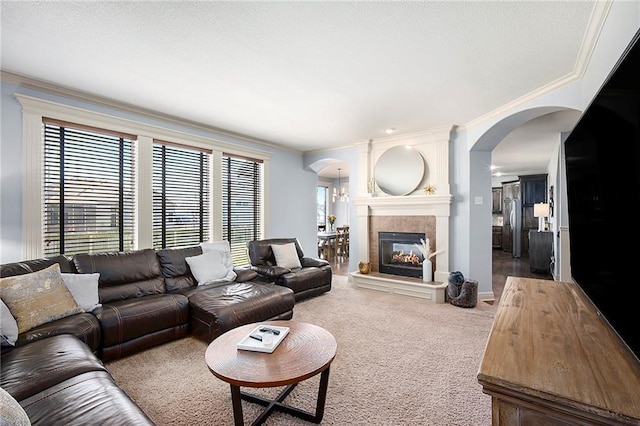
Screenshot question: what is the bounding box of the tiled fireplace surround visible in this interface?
[351,130,452,301]
[369,216,436,274]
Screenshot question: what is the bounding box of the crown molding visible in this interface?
[1,70,301,155]
[466,1,612,130]
[15,93,272,161]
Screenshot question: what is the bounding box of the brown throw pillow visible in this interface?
[0,263,83,333]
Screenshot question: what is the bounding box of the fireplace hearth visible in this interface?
[379,232,425,278]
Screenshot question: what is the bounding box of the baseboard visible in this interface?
[479,291,495,302]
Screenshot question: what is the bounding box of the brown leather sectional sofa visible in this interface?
[1,334,156,425]
[0,244,299,425]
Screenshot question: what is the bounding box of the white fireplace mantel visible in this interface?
[351,132,453,300]
[353,194,452,285]
[353,194,452,217]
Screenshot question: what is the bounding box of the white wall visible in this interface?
[0,82,24,262]
[265,148,319,257]
[469,150,493,295]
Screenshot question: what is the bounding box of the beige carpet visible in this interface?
[106,275,497,425]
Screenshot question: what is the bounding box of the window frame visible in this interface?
[317,185,328,227]
[18,94,270,260]
[222,153,264,265]
[42,119,136,255]
[152,140,213,250]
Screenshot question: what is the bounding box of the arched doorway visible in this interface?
[471,107,581,301]
[309,158,351,276]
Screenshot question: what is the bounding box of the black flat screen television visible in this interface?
[564,29,640,362]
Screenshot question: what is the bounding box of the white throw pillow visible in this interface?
[200,241,234,270]
[200,240,231,253]
[272,243,302,269]
[1,299,19,346]
[186,250,237,286]
[61,273,101,312]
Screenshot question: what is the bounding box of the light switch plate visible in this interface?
[475,196,483,205]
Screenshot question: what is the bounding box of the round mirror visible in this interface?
[374,146,425,196]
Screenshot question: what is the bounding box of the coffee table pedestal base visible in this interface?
[230,367,331,426]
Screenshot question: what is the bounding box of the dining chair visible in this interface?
[336,228,349,258]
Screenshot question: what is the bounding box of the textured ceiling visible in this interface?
[1,1,599,176]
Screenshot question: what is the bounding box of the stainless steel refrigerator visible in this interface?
[509,198,522,258]
[501,180,521,257]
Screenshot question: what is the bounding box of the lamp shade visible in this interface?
[534,202,550,232]
[533,203,550,218]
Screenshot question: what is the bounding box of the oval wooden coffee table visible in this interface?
[205,320,337,426]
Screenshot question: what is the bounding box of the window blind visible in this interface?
[153,142,211,249]
[222,154,263,265]
[42,120,135,255]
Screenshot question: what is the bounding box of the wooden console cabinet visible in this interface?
[478,277,640,425]
[528,230,552,273]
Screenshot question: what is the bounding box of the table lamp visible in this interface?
[534,203,550,232]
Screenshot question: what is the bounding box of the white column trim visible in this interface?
[262,159,269,239]
[22,110,44,260]
[136,136,154,249]
[211,151,223,240]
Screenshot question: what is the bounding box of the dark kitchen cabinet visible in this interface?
[502,226,512,252]
[520,174,547,207]
[492,226,502,249]
[492,188,502,213]
[520,174,547,253]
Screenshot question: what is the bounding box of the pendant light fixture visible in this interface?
[332,168,349,202]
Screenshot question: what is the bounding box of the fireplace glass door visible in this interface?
[379,232,425,278]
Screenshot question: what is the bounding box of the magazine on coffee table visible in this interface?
[236,324,290,353]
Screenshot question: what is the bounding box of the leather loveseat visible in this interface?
[247,238,332,301]
[0,244,298,425]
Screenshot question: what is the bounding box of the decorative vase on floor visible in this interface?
[358,261,370,274]
[422,259,432,282]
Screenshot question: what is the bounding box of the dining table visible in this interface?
[317,231,338,261]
